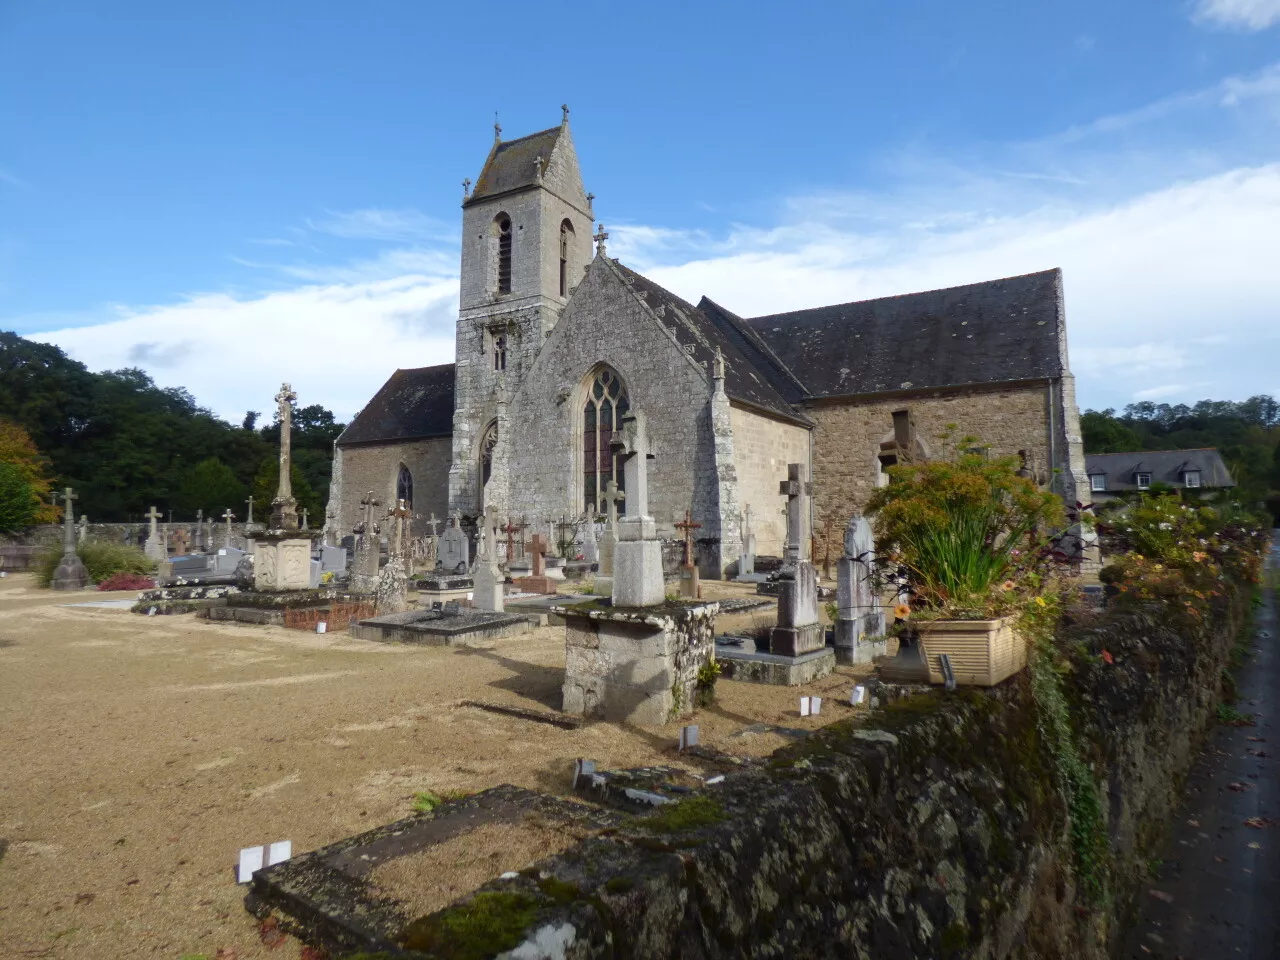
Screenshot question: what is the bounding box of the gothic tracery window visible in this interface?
[495,214,512,295]
[397,464,414,508]
[493,334,507,372]
[582,367,630,515]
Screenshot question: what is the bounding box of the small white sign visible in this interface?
[148,607,157,616]
[316,621,327,634]
[851,685,867,706]
[267,840,292,865]
[678,725,700,750]
[811,696,822,715]
[800,696,811,717]
[237,845,264,883]
[218,549,226,556]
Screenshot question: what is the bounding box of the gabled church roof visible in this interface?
[745,269,1066,400]
[337,363,456,446]
[612,263,810,424]
[468,126,564,203]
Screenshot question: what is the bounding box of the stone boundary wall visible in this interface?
[4,522,257,549]
[417,589,1249,958]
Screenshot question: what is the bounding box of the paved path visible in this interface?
[1121,536,1280,959]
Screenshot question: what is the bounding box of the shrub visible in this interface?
[36,540,156,587]
[865,440,1065,618]
[97,572,156,591]
[0,461,39,534]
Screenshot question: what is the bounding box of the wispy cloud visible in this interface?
[0,167,28,189]
[1194,0,1280,31]
[307,208,455,243]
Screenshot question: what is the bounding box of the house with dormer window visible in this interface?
[1084,448,1234,500]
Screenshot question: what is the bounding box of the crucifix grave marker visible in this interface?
[51,487,89,589]
[221,509,236,550]
[674,509,703,599]
[779,463,814,565]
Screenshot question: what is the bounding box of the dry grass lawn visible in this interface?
[0,574,873,959]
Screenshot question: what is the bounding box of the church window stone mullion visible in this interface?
[582,368,629,515]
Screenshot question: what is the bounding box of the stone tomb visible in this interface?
[245,786,621,957]
[349,605,530,646]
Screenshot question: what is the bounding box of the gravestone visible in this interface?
[769,463,824,657]
[514,533,556,595]
[436,514,469,575]
[221,509,237,550]
[170,527,191,557]
[51,487,90,590]
[582,511,599,565]
[143,506,166,562]
[77,514,88,545]
[213,545,245,574]
[834,515,887,665]
[319,545,348,574]
[611,412,663,607]
[351,492,382,594]
[373,554,409,615]
[471,508,505,612]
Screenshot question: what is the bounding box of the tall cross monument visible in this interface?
[270,383,299,530]
[51,487,89,590]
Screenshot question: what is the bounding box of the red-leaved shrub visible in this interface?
[96,572,156,591]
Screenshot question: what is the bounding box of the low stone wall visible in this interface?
[5,522,257,550]
[414,587,1250,958]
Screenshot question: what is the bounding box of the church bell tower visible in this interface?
[448,107,595,517]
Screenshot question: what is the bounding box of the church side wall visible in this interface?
[335,438,451,540]
[729,405,811,557]
[809,382,1055,525]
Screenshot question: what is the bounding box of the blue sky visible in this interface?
[2,0,1278,421]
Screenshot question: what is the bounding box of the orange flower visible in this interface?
[1000,580,1016,592]
[893,603,912,620]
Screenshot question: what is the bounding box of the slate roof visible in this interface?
[744,269,1065,400]
[337,364,456,446]
[468,126,563,203]
[613,263,809,424]
[1085,448,1235,491]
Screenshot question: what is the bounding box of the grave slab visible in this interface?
[245,785,622,957]
[715,644,836,686]
[350,608,531,646]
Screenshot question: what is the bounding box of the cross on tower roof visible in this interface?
[593,224,608,257]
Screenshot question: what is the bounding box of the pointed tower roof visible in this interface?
[465,112,590,212]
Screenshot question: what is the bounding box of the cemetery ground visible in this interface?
[0,574,871,959]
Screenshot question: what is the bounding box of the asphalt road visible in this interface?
[1120,536,1279,960]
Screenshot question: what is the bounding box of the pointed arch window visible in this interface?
[583,367,630,515]
[493,334,507,372]
[396,464,414,508]
[559,219,574,297]
[480,421,499,488]
[495,214,513,295]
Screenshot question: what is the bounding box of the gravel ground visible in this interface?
[0,574,874,959]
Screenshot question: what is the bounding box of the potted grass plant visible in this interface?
[865,438,1065,686]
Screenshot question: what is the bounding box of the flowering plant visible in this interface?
[866,439,1065,619]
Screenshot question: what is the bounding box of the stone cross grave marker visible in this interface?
[674,509,702,599]
[599,479,624,577]
[51,487,89,590]
[501,517,519,566]
[610,411,663,607]
[779,462,814,565]
[528,533,548,578]
[350,491,381,589]
[245,496,255,526]
[740,504,756,575]
[300,508,309,531]
[222,509,236,550]
[582,511,599,564]
[144,506,165,562]
[472,506,505,611]
[170,527,190,556]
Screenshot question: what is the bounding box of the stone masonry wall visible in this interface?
[498,257,722,554]
[334,438,451,540]
[810,381,1057,525]
[424,583,1250,959]
[730,404,811,557]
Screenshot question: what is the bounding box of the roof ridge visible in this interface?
[746,268,1062,323]
[1087,446,1222,456]
[495,125,561,149]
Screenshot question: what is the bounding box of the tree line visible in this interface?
[0,331,344,525]
[1082,396,1280,514]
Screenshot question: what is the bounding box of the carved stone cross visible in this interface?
[245,496,255,525]
[528,533,549,578]
[501,517,520,563]
[611,412,651,518]
[593,224,609,257]
[300,508,309,531]
[602,479,625,529]
[779,463,814,564]
[674,510,702,567]
[62,488,79,554]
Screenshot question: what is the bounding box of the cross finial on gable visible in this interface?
[561,103,570,124]
[593,224,608,257]
[494,113,502,142]
[533,155,543,182]
[462,178,471,201]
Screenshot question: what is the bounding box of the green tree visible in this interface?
[0,461,38,533]
[1080,409,1144,454]
[252,457,322,527]
[176,457,246,518]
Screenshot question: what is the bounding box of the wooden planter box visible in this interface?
[916,616,1026,687]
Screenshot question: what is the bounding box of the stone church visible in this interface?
[328,111,1087,577]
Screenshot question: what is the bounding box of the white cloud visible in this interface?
[1194,0,1280,30]
[307,208,455,243]
[32,275,459,422]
